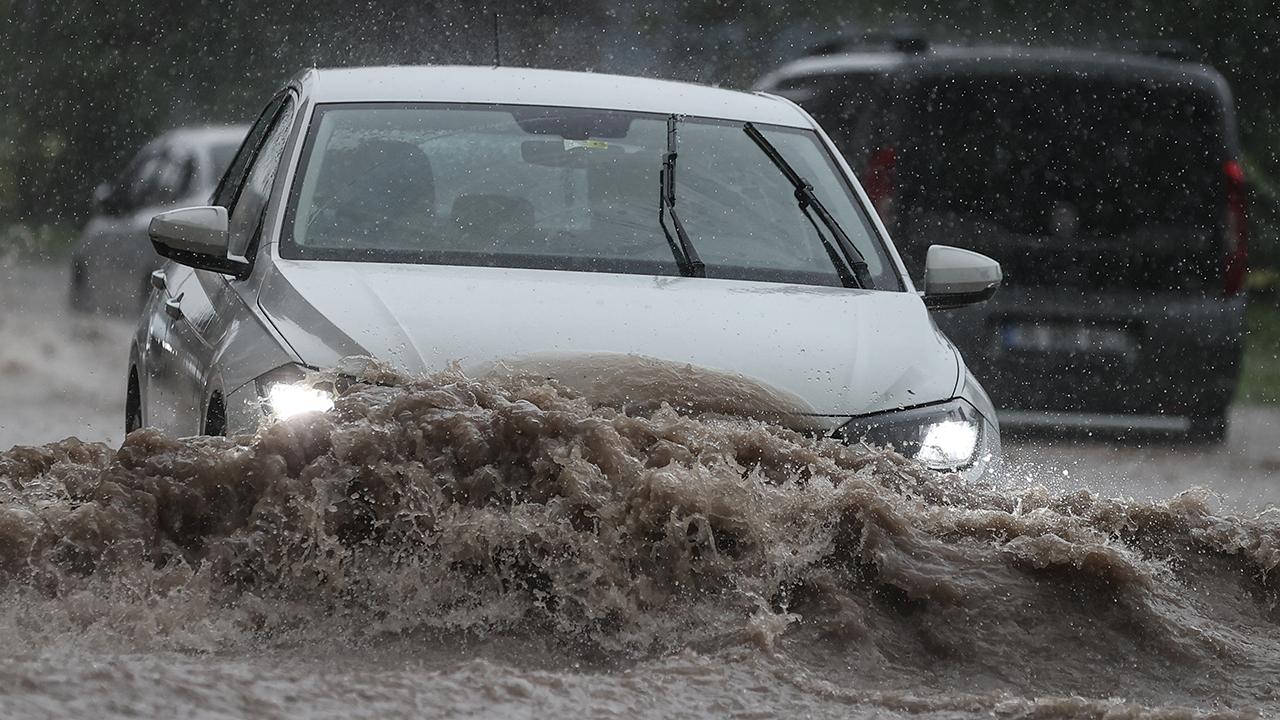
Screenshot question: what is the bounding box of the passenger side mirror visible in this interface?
[922,245,1002,310]
[149,206,249,277]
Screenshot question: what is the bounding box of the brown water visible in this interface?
[1,368,1278,718]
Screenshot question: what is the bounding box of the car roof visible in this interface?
[299,65,813,127]
[760,46,1230,98]
[162,124,251,149]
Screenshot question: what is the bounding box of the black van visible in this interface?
[758,42,1249,440]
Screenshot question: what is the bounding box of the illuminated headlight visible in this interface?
[834,398,996,474]
[916,419,979,469]
[264,382,334,419]
[254,365,335,421]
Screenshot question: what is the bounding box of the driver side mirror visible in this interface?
[922,245,1002,310]
[149,206,249,278]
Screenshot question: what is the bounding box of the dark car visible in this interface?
[758,41,1249,440]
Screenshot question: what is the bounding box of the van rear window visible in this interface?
[900,76,1223,234]
[894,75,1226,289]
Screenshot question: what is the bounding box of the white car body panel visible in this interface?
[256,259,960,423]
[306,66,813,128]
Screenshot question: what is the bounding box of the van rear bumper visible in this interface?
[998,409,1189,433]
[934,288,1247,418]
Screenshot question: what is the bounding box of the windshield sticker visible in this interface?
[564,139,609,150]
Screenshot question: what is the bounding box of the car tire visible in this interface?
[1187,412,1228,444]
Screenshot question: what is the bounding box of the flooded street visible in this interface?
[1003,414,1280,511]
[1,258,1278,718]
[6,0,1280,714]
[3,353,1280,719]
[0,261,133,449]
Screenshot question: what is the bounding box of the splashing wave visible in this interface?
[2,366,1277,717]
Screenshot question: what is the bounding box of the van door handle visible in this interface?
[164,294,184,320]
[150,270,166,291]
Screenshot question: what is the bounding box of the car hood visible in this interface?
[258,260,960,423]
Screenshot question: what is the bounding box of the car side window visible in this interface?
[114,148,150,210]
[151,151,194,205]
[212,95,287,211]
[121,148,165,212]
[226,96,298,259]
[174,152,199,201]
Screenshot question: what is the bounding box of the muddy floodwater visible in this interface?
[2,260,1280,718]
[1,367,1278,719]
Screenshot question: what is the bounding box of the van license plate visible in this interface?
[999,322,1137,355]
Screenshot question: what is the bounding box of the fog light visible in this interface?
[265,382,334,420]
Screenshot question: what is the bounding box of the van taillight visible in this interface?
[863,147,897,227]
[1223,159,1248,297]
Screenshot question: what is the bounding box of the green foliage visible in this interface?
[1245,157,1280,272]
[1239,302,1280,404]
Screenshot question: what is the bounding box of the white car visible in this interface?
[129,66,1004,477]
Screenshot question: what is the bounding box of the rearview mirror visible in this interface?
[922,245,1001,310]
[149,206,249,277]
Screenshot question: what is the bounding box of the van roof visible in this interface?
[759,46,1232,101]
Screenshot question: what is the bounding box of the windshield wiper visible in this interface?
[742,122,875,290]
[659,114,705,278]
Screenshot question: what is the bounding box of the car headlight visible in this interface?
[834,398,995,474]
[254,365,335,421]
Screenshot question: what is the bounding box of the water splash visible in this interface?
[1,366,1276,717]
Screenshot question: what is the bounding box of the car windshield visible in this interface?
[282,104,895,288]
